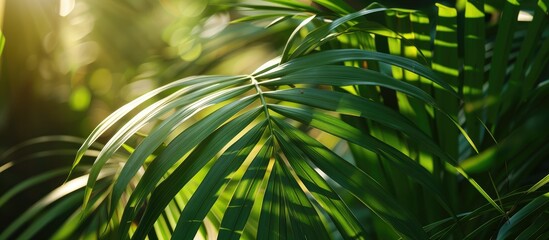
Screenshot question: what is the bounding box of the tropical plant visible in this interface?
[1,0,549,239]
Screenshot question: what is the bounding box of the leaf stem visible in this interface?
[251,75,274,135]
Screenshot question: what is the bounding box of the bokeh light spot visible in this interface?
[89,68,113,95]
[181,43,202,61]
[69,86,91,111]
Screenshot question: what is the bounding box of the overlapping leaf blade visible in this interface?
[76,76,248,212]
[171,121,267,239]
[273,118,427,239]
[61,1,549,239]
[218,139,273,239]
[497,192,549,240]
[257,49,457,96]
[116,91,258,237]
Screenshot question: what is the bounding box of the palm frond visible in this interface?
[3,0,549,239]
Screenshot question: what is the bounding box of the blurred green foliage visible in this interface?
[0,0,286,147]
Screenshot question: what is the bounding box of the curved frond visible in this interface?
[71,45,466,239]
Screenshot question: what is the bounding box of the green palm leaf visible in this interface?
[71,45,465,238]
[218,139,274,239]
[497,192,549,240]
[57,1,548,239]
[273,119,427,239]
[115,89,258,237]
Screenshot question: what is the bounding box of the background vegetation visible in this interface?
[1,0,548,239]
[1,0,283,231]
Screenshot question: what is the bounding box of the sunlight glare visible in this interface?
[517,11,533,22]
[43,174,87,205]
[59,0,75,17]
